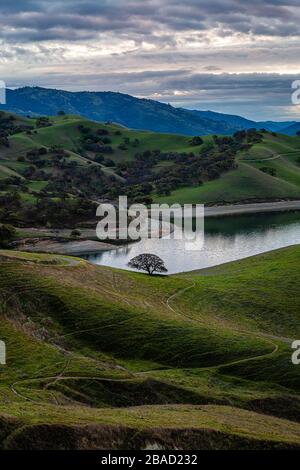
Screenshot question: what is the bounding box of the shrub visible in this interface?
[0,224,16,247]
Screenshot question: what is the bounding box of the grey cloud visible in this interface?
[0,0,300,43]
[0,1,300,121]
[203,66,222,71]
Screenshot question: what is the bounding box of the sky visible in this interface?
[0,0,300,121]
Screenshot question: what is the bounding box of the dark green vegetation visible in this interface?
[2,111,300,234]
[2,86,298,136]
[0,246,300,449]
[128,253,168,275]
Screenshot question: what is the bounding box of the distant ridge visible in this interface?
[1,86,298,136]
[279,122,300,136]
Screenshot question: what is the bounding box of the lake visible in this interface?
[82,211,300,274]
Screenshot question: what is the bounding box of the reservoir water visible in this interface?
[83,211,300,274]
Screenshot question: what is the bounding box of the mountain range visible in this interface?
[1,86,299,136]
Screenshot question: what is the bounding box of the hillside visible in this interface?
[1,111,300,233]
[0,112,218,228]
[0,246,300,449]
[156,131,300,204]
[1,87,298,136]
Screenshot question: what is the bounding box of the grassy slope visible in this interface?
[3,115,207,164]
[155,133,300,204]
[2,113,300,204]
[155,162,300,204]
[237,133,300,187]
[0,247,300,448]
[0,114,209,196]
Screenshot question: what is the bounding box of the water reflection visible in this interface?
[83,211,300,274]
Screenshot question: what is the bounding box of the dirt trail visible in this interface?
[8,273,293,403]
[165,278,292,371]
[241,150,300,163]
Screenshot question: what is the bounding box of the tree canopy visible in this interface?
[128,253,168,275]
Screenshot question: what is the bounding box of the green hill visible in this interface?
[156,132,300,204]
[0,246,300,449]
[155,162,300,204]
[0,112,213,225]
[1,112,300,232]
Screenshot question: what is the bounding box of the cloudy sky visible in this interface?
[0,0,300,120]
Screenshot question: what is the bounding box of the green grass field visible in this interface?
[0,246,300,449]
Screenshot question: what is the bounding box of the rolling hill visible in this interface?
[1,86,298,136]
[155,131,300,204]
[1,111,300,233]
[0,246,300,449]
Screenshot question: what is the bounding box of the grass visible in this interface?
[155,132,300,204]
[0,247,300,448]
[5,116,208,164]
[155,162,300,204]
[0,114,208,189]
[3,403,300,449]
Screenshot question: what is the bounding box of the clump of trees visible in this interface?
[36,117,52,128]
[191,136,203,146]
[71,229,81,238]
[78,125,114,154]
[115,139,237,197]
[233,129,263,145]
[0,112,33,147]
[0,191,97,228]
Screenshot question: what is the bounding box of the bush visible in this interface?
[70,229,81,238]
[0,224,16,247]
[95,154,104,164]
[260,167,277,177]
[103,158,115,167]
[191,136,204,146]
[36,117,52,128]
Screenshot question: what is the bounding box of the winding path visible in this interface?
[9,273,293,402]
[164,278,291,371]
[241,149,300,163]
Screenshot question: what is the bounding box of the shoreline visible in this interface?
[204,200,300,217]
[11,200,300,256]
[13,238,117,255]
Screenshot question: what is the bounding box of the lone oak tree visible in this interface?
[128,253,168,275]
